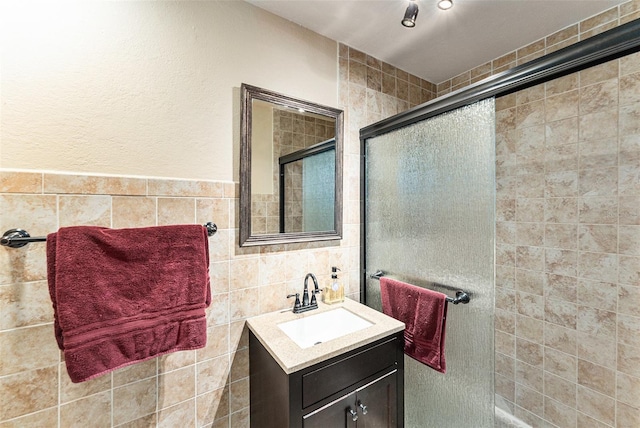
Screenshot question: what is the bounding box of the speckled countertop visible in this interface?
[246,298,405,374]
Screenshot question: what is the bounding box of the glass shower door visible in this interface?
[363,99,496,427]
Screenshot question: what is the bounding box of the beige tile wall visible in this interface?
[0,172,360,428]
[437,1,640,96]
[338,43,436,147]
[495,53,640,427]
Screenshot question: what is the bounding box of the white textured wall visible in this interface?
[0,1,337,181]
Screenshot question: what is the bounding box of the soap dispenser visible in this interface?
[323,266,344,304]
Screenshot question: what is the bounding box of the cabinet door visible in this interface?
[355,371,398,428]
[303,392,357,428]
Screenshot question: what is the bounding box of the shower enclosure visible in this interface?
[360,19,640,428]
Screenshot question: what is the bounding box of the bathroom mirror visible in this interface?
[240,83,344,246]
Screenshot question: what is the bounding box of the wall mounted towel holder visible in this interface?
[369,270,470,305]
[1,222,218,249]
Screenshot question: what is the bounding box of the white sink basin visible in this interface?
[277,308,373,349]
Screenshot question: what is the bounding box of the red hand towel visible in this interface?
[380,277,448,373]
[46,224,211,383]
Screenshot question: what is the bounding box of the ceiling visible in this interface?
[246,0,626,84]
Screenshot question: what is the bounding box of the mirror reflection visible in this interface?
[279,139,335,233]
[240,84,343,246]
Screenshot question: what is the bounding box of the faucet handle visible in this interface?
[310,291,318,306]
[287,293,301,310]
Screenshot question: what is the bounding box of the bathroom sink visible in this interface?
[277,308,373,349]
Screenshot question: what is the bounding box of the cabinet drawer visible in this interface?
[301,336,398,408]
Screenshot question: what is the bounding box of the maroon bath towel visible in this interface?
[380,277,448,373]
[46,224,211,383]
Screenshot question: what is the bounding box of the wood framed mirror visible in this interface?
[240,83,344,246]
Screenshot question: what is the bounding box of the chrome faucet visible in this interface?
[287,273,321,314]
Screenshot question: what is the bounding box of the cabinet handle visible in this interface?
[348,408,358,421]
[358,401,368,415]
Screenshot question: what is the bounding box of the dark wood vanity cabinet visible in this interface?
[303,370,398,428]
[249,332,404,428]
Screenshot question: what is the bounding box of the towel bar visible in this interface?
[369,270,470,305]
[1,222,218,249]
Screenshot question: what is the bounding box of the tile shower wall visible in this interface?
[432,2,640,427]
[0,48,429,428]
[494,54,640,427]
[437,1,640,97]
[338,43,436,133]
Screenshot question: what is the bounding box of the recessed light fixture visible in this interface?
[401,0,419,28]
[438,0,453,10]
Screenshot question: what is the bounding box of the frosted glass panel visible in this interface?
[364,99,495,427]
[302,149,335,232]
